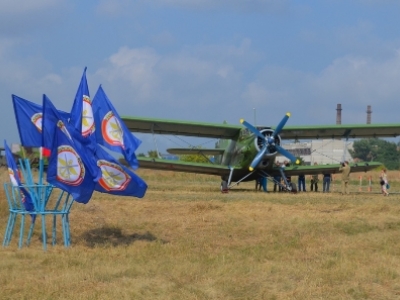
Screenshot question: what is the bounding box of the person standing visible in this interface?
[322,172,332,192]
[339,161,351,195]
[273,161,282,192]
[255,177,267,192]
[310,162,319,192]
[380,168,389,196]
[298,174,306,192]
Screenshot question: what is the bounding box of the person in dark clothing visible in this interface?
[310,162,319,192]
[298,174,306,192]
[273,175,282,192]
[255,177,267,192]
[322,173,332,192]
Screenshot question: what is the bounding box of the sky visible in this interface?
[1,0,400,154]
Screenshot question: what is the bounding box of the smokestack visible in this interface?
[366,105,372,124]
[336,104,342,125]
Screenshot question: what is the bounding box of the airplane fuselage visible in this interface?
[216,127,281,182]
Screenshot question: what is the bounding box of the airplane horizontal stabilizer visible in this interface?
[167,148,225,156]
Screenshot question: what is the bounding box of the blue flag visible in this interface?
[42,96,98,203]
[93,86,141,169]
[12,95,43,147]
[43,94,100,180]
[94,145,147,198]
[12,94,70,147]
[4,140,35,220]
[69,67,96,153]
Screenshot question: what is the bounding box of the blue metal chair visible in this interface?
[3,183,74,250]
[2,158,74,250]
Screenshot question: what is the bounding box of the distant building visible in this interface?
[278,139,353,165]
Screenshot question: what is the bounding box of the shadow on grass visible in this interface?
[80,226,168,248]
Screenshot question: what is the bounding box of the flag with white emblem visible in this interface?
[93,85,141,169]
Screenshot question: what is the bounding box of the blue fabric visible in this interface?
[4,140,35,214]
[43,94,100,181]
[68,67,97,154]
[93,85,141,169]
[12,94,70,147]
[94,145,147,198]
[42,95,98,203]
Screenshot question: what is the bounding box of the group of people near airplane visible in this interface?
[256,160,390,196]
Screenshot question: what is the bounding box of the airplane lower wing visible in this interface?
[133,158,380,182]
[135,157,233,177]
[282,161,382,176]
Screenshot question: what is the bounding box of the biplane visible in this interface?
[121,113,400,192]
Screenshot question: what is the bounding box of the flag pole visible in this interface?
[39,147,43,185]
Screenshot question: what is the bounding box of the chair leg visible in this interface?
[62,213,71,247]
[18,214,26,249]
[3,213,14,247]
[62,214,68,247]
[52,215,57,246]
[41,214,47,251]
[26,220,36,246]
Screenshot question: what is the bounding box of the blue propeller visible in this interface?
[241,113,300,171]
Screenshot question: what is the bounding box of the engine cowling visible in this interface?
[253,128,281,156]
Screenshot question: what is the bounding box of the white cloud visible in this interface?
[96,47,161,100]
[311,53,400,105]
[94,40,255,109]
[243,50,400,124]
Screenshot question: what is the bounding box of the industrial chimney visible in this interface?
[366,105,372,124]
[336,104,342,125]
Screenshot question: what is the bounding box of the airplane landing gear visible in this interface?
[221,180,228,193]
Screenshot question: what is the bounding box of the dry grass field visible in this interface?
[1,168,400,299]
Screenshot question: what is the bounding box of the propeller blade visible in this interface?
[273,112,290,138]
[240,119,265,140]
[249,146,267,171]
[275,145,300,165]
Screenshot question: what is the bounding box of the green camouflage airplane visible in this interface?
[121,113,399,192]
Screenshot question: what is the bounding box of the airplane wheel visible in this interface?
[290,182,297,194]
[221,181,228,193]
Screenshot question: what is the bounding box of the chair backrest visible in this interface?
[3,183,73,215]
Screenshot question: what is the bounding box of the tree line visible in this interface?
[349,138,400,170]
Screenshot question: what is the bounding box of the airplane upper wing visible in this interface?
[282,162,382,176]
[280,124,400,139]
[121,116,242,139]
[122,116,400,140]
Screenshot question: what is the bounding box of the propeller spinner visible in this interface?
[240,113,300,171]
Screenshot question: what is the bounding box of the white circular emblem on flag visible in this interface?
[31,113,43,132]
[57,120,72,140]
[82,95,95,137]
[56,145,85,186]
[101,111,124,148]
[97,159,131,191]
